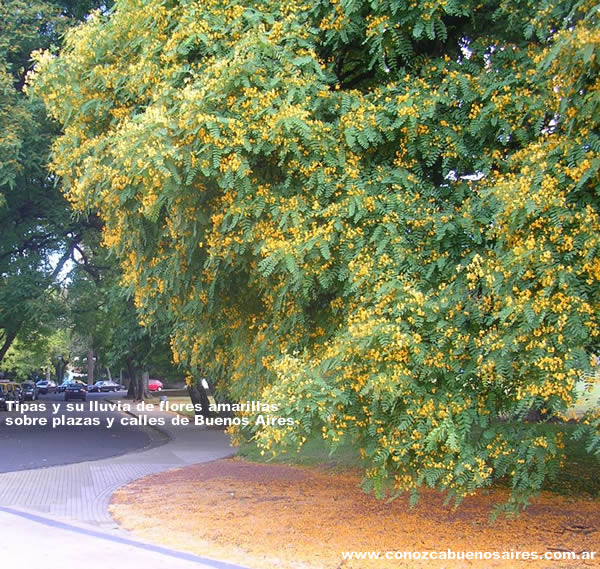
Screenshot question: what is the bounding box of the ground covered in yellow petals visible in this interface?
[109,458,599,569]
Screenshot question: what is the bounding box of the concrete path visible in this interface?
[0,404,248,568]
[0,507,245,569]
[0,407,233,527]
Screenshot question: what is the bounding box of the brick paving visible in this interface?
[0,408,235,529]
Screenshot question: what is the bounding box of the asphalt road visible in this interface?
[0,391,151,472]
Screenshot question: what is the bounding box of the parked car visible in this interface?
[64,381,87,401]
[0,382,21,410]
[148,379,164,392]
[99,380,119,392]
[21,381,39,401]
[36,380,57,394]
[87,380,118,392]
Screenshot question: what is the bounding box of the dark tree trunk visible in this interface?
[54,356,69,383]
[132,370,150,401]
[139,370,150,400]
[126,358,137,399]
[0,329,18,363]
[87,348,95,386]
[188,380,216,418]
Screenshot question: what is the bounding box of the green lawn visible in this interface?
[152,395,197,417]
[541,423,600,497]
[237,433,362,470]
[237,423,600,498]
[156,388,599,497]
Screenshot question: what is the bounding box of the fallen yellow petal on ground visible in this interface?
[109,459,599,569]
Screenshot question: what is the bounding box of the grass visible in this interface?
[237,423,600,498]
[542,423,600,497]
[153,395,197,417]
[156,389,599,497]
[237,433,362,470]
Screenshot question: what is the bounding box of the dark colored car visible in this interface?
[36,380,57,394]
[57,381,73,393]
[64,381,87,401]
[21,382,39,401]
[98,380,119,392]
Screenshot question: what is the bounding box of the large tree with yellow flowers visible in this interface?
[34,0,600,510]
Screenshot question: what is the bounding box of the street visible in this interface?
[0,391,151,472]
[0,398,241,568]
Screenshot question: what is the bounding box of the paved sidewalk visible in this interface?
[1,507,245,569]
[0,404,250,567]
[0,405,234,527]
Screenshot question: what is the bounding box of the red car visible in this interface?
[148,379,163,392]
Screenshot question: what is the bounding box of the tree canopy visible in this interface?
[33,0,600,510]
[67,234,177,391]
[0,0,112,363]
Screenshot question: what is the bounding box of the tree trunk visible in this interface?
[105,366,112,381]
[56,359,64,383]
[188,380,216,418]
[132,370,149,401]
[139,370,150,400]
[87,348,95,386]
[54,356,69,383]
[126,358,137,399]
[0,329,18,363]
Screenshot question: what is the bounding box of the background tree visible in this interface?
[67,228,178,396]
[0,0,111,364]
[33,0,600,511]
[3,326,70,380]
